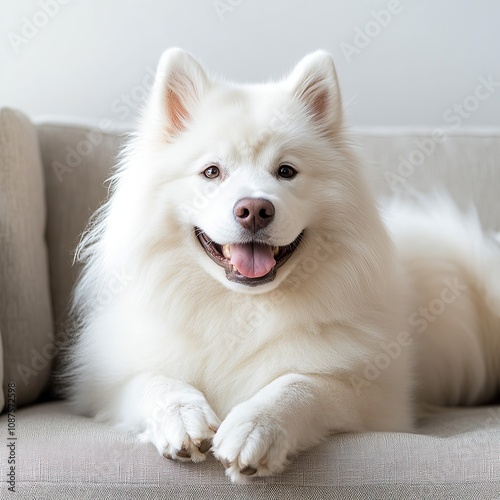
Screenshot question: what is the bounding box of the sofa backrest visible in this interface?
[38,122,125,335]
[356,130,500,231]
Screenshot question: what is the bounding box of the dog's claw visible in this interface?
[240,465,257,476]
[220,458,230,469]
[163,452,173,460]
[198,438,212,454]
[176,446,191,458]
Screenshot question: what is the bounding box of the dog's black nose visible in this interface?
[234,198,275,232]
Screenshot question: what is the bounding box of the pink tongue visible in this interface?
[230,243,276,278]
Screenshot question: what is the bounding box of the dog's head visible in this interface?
[127,49,377,296]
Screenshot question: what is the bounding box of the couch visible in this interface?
[0,108,499,499]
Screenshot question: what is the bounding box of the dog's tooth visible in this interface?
[232,265,237,272]
[222,244,231,259]
[274,246,280,256]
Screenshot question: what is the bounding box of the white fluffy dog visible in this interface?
[66,48,500,482]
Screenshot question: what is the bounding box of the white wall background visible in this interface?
[1,0,499,129]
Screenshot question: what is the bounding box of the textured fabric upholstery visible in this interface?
[355,130,500,231]
[37,123,124,333]
[0,401,498,499]
[0,109,54,409]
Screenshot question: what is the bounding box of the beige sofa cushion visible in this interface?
[0,109,54,408]
[3,401,499,498]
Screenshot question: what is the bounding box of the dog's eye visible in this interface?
[203,165,220,179]
[277,164,297,179]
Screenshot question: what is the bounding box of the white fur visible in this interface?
[65,49,500,482]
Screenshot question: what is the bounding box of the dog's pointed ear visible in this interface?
[152,48,209,137]
[288,51,342,131]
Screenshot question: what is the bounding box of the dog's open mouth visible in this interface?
[196,228,303,286]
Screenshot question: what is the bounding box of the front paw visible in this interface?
[139,390,220,463]
[212,402,296,482]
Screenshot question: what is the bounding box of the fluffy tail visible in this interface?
[384,193,500,407]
